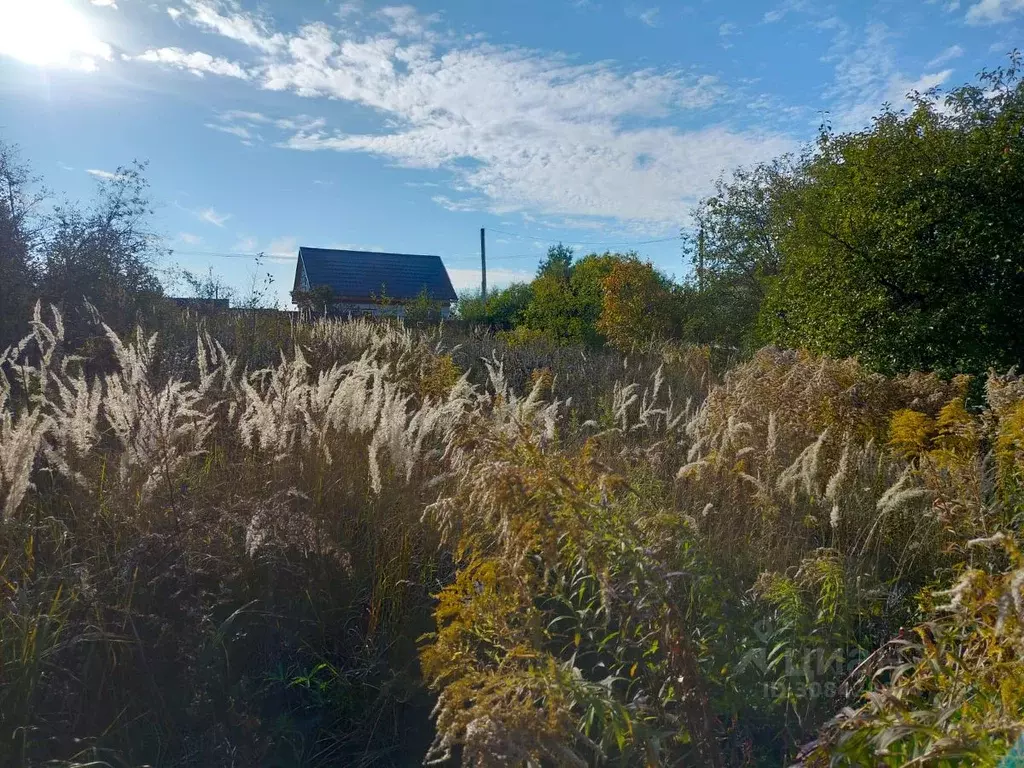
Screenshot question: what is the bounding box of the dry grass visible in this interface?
[2,306,1023,766]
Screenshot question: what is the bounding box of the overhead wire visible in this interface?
[166,249,549,263]
[166,225,682,266]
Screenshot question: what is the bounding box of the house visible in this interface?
[292,247,458,318]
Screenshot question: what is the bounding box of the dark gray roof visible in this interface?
[295,247,458,302]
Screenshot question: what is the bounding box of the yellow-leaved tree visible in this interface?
[597,257,676,348]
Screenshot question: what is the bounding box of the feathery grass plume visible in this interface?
[101,323,215,499]
[0,406,51,519]
[6,296,1024,767]
[0,305,68,518]
[808,533,1024,766]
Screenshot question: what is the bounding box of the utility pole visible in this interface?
[480,227,488,304]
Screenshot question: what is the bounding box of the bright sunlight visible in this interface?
[0,0,112,71]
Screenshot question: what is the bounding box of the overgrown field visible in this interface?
[3,306,1024,767]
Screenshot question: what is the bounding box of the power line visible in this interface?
[166,248,547,263]
[166,249,275,260]
[488,227,680,248]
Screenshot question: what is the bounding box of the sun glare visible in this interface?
[0,0,112,71]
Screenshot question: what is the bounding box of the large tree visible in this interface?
[40,161,164,334]
[597,256,676,348]
[681,157,800,350]
[0,141,44,348]
[524,252,622,346]
[762,58,1024,375]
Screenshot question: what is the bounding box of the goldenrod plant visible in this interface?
[3,304,1024,766]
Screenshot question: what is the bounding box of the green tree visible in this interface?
[597,256,676,348]
[762,56,1024,376]
[293,284,336,315]
[536,242,574,280]
[682,157,799,350]
[0,140,44,348]
[173,265,236,304]
[405,286,447,325]
[40,161,164,334]
[457,283,533,328]
[524,252,621,346]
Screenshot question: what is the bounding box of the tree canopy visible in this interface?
[761,59,1024,375]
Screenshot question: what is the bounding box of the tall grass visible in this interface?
[2,305,1023,766]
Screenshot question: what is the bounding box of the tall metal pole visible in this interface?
[480,227,488,304]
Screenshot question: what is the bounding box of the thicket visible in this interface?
[3,303,1024,766]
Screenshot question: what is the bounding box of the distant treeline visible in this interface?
[459,54,1024,378]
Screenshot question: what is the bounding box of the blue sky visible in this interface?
[0,0,1019,306]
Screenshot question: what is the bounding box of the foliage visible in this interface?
[0,141,43,351]
[5,58,1024,768]
[293,283,336,314]
[39,161,165,335]
[422,419,725,767]
[457,282,534,329]
[523,252,623,347]
[762,58,1024,375]
[681,157,799,350]
[0,140,167,353]
[807,535,1024,767]
[4,303,1024,766]
[536,242,575,280]
[405,286,449,326]
[597,256,676,348]
[172,264,237,304]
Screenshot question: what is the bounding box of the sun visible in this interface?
[0,0,112,71]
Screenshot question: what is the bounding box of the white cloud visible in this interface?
[719,22,738,36]
[129,0,795,226]
[446,267,532,292]
[966,0,1024,23]
[337,2,362,19]
[377,5,441,39]
[91,0,118,8]
[926,44,964,68]
[762,0,809,23]
[168,8,183,20]
[233,235,258,251]
[826,23,953,131]
[135,47,249,78]
[223,235,299,263]
[626,6,660,26]
[199,207,231,227]
[205,111,324,144]
[182,0,285,53]
[266,236,299,259]
[205,122,254,142]
[86,168,121,180]
[178,232,203,245]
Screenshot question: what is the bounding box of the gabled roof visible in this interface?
[294,247,458,303]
